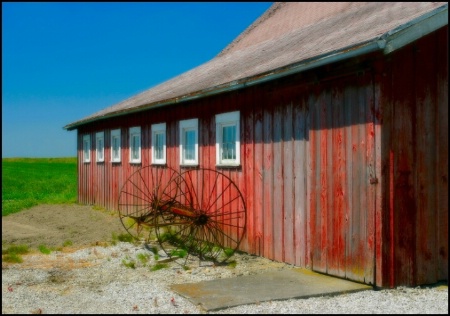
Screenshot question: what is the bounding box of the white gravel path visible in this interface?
[2,242,448,314]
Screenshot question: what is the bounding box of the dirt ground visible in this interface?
[2,204,129,250]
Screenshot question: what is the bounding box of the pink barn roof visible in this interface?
[65,2,447,130]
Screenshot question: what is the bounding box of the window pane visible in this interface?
[132,135,140,160]
[97,139,104,160]
[222,125,236,160]
[112,136,119,159]
[184,130,195,160]
[83,140,89,160]
[154,132,164,160]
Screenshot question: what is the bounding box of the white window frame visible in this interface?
[216,111,240,166]
[151,123,166,165]
[111,129,121,163]
[179,118,198,166]
[129,126,141,164]
[82,134,91,163]
[95,131,105,163]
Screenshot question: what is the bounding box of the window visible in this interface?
[216,111,240,166]
[129,126,141,164]
[151,123,166,165]
[111,129,121,163]
[82,134,91,163]
[179,118,198,166]
[95,132,105,162]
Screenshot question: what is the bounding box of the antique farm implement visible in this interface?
[118,166,246,264]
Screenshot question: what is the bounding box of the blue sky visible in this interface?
[2,2,273,158]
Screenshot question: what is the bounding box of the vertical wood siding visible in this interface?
[75,26,447,287]
[379,26,448,286]
[308,71,375,284]
[436,26,448,285]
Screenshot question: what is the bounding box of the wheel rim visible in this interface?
[118,166,179,241]
[155,168,246,264]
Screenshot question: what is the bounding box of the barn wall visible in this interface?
[75,26,447,287]
[376,25,448,287]
[77,64,375,282]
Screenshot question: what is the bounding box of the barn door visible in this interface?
[309,72,375,284]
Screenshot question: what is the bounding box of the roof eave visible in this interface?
[383,4,448,54]
[64,4,448,131]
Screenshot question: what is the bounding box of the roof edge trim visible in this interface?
[383,4,448,54]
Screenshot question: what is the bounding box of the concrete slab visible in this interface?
[171,268,373,311]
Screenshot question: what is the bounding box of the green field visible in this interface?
[2,158,78,216]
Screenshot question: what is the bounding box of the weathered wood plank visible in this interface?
[243,98,255,254]
[392,43,416,286]
[363,73,375,284]
[415,32,438,285]
[293,96,307,267]
[263,107,274,259]
[273,105,284,262]
[329,80,346,278]
[436,26,448,282]
[283,102,294,264]
[253,100,264,257]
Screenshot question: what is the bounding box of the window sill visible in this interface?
[180,163,199,168]
[216,163,241,169]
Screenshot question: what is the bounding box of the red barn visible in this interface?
[64,2,448,288]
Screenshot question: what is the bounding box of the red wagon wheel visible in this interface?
[154,168,247,264]
[118,166,179,241]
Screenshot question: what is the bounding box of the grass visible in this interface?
[136,253,150,265]
[111,232,135,245]
[227,260,237,268]
[150,262,168,271]
[38,244,52,255]
[62,240,73,247]
[122,257,136,269]
[2,244,30,263]
[170,249,187,258]
[2,157,77,216]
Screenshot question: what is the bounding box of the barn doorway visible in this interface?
[309,72,376,284]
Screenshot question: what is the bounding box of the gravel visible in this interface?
[2,242,448,314]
